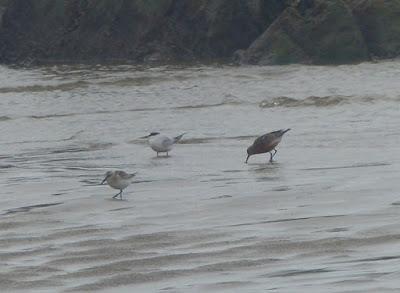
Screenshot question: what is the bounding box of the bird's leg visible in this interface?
[112,190,121,199]
[269,152,274,163]
[166,152,169,157]
[157,152,159,157]
[119,190,123,200]
[272,149,278,159]
[245,155,250,164]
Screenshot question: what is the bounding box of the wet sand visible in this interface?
[1,61,400,292]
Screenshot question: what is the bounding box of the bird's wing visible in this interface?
[117,171,136,179]
[161,136,174,148]
[269,130,283,136]
[250,132,279,153]
[251,136,263,149]
[253,133,274,147]
[173,133,186,143]
[269,129,290,137]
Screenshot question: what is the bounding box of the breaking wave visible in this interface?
[259,95,350,108]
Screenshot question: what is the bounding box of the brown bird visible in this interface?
[101,171,136,200]
[245,129,291,163]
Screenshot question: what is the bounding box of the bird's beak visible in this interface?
[140,135,149,139]
[101,176,108,185]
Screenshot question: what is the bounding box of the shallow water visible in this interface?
[1,61,400,292]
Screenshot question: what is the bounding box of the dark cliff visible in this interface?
[0,0,399,65]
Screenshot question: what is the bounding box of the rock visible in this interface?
[0,0,289,64]
[349,0,400,58]
[0,0,9,22]
[0,0,398,65]
[239,0,369,65]
[237,8,310,65]
[152,0,289,60]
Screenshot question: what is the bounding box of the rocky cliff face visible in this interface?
[349,0,400,59]
[237,0,369,65]
[0,0,399,65]
[0,0,290,64]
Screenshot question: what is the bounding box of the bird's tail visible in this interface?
[173,133,186,143]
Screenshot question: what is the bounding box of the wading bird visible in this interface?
[246,129,290,163]
[141,132,185,157]
[101,171,136,200]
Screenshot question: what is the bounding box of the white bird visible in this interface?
[101,171,136,199]
[141,132,185,157]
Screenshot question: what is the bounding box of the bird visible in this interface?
[245,129,290,163]
[101,171,136,200]
[141,132,186,157]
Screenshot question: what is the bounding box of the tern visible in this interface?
[141,132,185,156]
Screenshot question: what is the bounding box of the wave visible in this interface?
[2,202,63,215]
[28,100,245,120]
[48,142,114,154]
[0,116,12,121]
[0,81,89,93]
[175,94,245,110]
[268,268,333,278]
[301,162,390,171]
[0,164,15,169]
[259,95,350,108]
[97,76,169,87]
[176,100,244,110]
[97,74,192,87]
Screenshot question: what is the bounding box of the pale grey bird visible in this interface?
[246,129,291,163]
[101,171,136,199]
[141,132,185,156]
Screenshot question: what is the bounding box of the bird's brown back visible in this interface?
[251,133,282,154]
[115,171,136,179]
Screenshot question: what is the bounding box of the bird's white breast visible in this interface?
[149,135,173,152]
[107,175,130,190]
